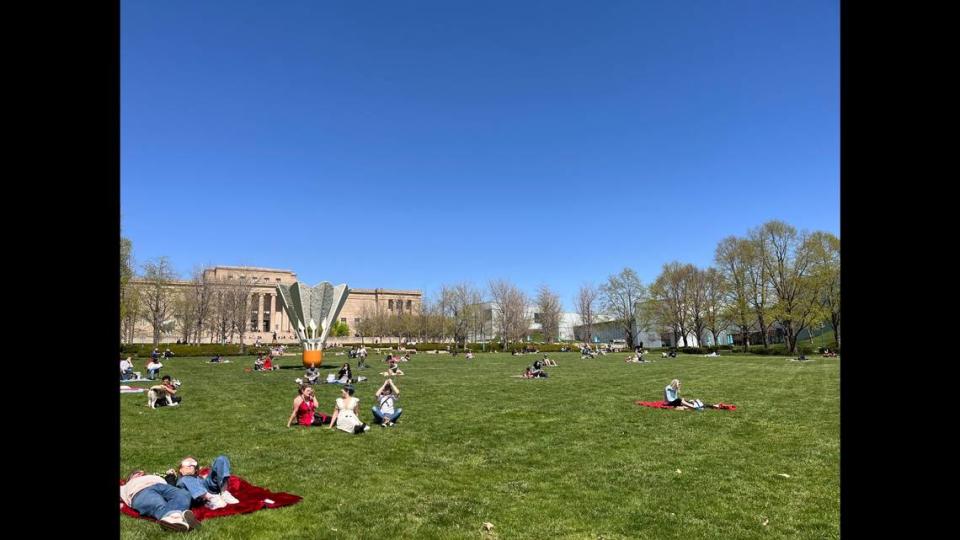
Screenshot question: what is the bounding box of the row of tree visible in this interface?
[121,219,839,353]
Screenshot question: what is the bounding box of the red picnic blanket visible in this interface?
[635,400,737,410]
[120,468,302,522]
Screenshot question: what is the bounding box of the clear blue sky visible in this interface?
[121,0,839,308]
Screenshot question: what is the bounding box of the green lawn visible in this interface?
[120,351,839,539]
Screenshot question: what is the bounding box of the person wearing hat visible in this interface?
[120,470,200,532]
[169,455,241,510]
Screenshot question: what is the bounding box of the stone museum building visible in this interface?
[126,265,421,344]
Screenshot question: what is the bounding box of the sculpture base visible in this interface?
[303,350,323,368]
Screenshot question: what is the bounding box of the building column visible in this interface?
[269,293,277,332]
[257,293,265,333]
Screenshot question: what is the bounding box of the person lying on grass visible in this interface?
[166,455,242,510]
[372,378,402,427]
[287,384,332,427]
[539,354,558,367]
[121,470,200,532]
[328,385,371,434]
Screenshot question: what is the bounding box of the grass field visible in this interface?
[120,351,839,539]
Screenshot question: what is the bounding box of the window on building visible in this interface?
[341,317,347,323]
[406,300,412,310]
[388,299,394,310]
[534,313,542,323]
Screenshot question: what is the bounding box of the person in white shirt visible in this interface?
[372,379,403,427]
[120,357,135,380]
[328,386,370,434]
[146,359,163,380]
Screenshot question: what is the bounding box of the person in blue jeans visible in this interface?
[120,470,200,531]
[169,455,242,510]
[372,379,403,427]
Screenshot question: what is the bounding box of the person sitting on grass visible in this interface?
[154,375,182,407]
[540,354,557,366]
[286,384,332,427]
[120,470,200,532]
[465,351,474,360]
[522,366,548,378]
[372,378,402,427]
[167,455,242,510]
[253,355,265,371]
[262,356,276,371]
[304,366,320,385]
[336,362,353,383]
[210,354,222,363]
[164,348,175,359]
[822,349,838,357]
[146,358,163,380]
[120,357,135,380]
[664,379,698,409]
[580,346,595,359]
[328,385,371,434]
[380,360,404,377]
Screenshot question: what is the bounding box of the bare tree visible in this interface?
[225,276,255,353]
[209,279,232,344]
[715,236,754,352]
[600,268,646,348]
[746,226,775,346]
[649,262,695,347]
[702,267,727,347]
[688,267,708,347]
[140,257,178,346]
[489,279,530,347]
[188,268,214,345]
[441,283,483,348]
[535,285,563,343]
[574,284,599,344]
[173,291,197,344]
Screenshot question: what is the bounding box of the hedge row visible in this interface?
[119,343,291,358]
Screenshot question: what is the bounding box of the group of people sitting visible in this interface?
[253,354,278,371]
[521,355,556,378]
[121,455,241,532]
[286,378,403,432]
[822,349,838,357]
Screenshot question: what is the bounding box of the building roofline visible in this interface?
[207,265,297,275]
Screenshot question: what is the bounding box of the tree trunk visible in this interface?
[831,315,841,348]
[784,321,795,353]
[757,314,769,347]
